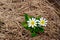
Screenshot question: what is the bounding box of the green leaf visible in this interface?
[21,22,27,27]
[31,32,37,37]
[24,13,29,21]
[21,22,29,30]
[34,27,39,33]
[29,27,34,33]
[38,27,44,33]
[25,27,29,30]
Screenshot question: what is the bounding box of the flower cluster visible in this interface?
[21,13,48,37]
[27,17,47,28]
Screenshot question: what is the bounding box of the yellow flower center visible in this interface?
[31,20,35,25]
[40,20,45,25]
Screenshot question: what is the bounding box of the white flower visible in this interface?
[38,17,48,26]
[27,18,37,28]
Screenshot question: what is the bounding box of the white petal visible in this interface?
[35,25,37,26]
[27,21,29,22]
[44,18,46,21]
[44,25,46,26]
[32,18,36,21]
[32,18,34,20]
[28,24,31,27]
[35,23,37,24]
[45,20,48,22]
[36,20,39,22]
[29,18,31,21]
[40,17,44,20]
[32,25,34,28]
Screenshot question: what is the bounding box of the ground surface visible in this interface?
[0,0,60,40]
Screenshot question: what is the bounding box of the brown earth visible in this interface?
[0,0,60,40]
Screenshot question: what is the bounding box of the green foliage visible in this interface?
[31,32,37,37]
[24,13,29,21]
[21,22,27,27]
[38,27,44,33]
[21,22,29,30]
[21,13,44,37]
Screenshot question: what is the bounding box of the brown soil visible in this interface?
[0,0,60,40]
